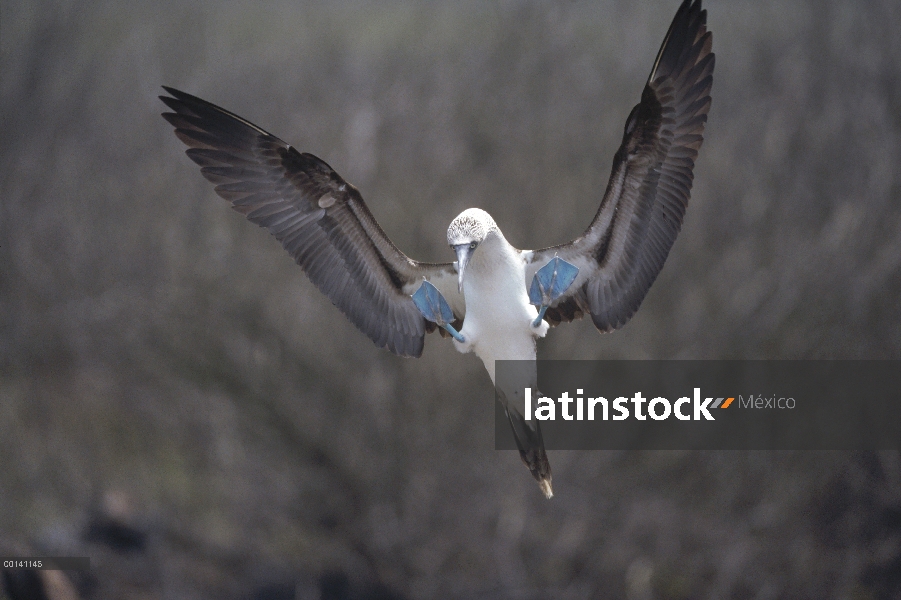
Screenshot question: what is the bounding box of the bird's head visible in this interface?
[447,208,498,292]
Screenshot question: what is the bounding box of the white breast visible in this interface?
[454,232,548,384]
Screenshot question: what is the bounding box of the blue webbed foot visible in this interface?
[412,280,465,343]
[528,257,579,327]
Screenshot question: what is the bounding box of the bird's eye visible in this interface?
[470,242,477,249]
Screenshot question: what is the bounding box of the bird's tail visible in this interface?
[504,404,553,499]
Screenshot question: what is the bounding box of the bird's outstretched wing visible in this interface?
[527,0,713,331]
[160,87,463,357]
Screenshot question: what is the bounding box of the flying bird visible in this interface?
[160,0,713,498]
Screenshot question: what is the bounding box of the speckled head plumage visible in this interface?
[447,208,498,247]
[446,208,500,293]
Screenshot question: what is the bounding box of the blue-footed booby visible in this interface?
[160,0,713,498]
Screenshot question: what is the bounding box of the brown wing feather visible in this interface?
[160,87,459,357]
[530,0,713,332]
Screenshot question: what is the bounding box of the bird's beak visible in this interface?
[453,244,474,293]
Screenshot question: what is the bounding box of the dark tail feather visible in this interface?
[505,407,553,498]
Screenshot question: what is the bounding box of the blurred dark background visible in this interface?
[2,0,900,598]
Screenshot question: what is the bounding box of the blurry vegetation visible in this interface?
[1,0,900,598]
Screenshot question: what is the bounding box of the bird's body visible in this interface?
[449,210,548,383]
[160,0,714,498]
